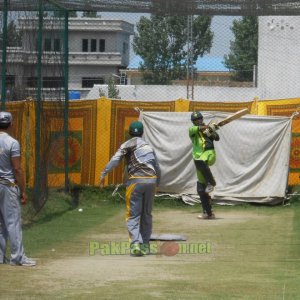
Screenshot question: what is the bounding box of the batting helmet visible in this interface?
[129,121,143,136]
[191,111,203,121]
[0,111,12,125]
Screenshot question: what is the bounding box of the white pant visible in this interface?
[0,183,25,264]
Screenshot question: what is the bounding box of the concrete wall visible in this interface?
[86,84,258,102]
[258,16,300,99]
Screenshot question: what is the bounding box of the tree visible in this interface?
[0,20,22,49]
[107,76,120,99]
[133,15,213,85]
[98,76,121,99]
[224,17,258,82]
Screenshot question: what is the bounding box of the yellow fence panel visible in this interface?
[5,97,300,188]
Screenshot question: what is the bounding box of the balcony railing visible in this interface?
[0,50,124,66]
[17,18,134,35]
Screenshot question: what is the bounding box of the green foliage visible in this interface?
[0,20,22,49]
[224,16,258,82]
[107,76,121,99]
[98,76,121,99]
[133,15,213,84]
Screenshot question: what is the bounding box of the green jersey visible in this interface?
[189,125,218,158]
[189,125,218,183]
[189,125,205,160]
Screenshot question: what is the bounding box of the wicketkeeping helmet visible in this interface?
[191,111,203,121]
[0,111,12,125]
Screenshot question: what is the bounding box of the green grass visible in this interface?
[20,186,189,257]
[21,186,125,255]
[20,186,300,258]
[0,186,299,299]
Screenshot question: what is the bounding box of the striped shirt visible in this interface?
[100,137,161,184]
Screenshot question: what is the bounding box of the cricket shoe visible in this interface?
[130,243,143,257]
[11,257,36,267]
[140,243,150,255]
[198,213,216,220]
[205,184,214,194]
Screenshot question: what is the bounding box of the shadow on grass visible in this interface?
[22,185,300,229]
[22,185,125,228]
[23,207,73,229]
[22,188,76,227]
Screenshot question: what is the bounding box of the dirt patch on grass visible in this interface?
[152,209,264,239]
[41,210,262,285]
[1,208,294,300]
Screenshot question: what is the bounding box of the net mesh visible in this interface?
[1,0,300,213]
[2,1,300,15]
[1,6,67,212]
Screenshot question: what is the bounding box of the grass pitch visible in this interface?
[0,187,299,299]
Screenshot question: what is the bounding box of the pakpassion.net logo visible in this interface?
[89,241,211,256]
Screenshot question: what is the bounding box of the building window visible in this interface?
[123,42,128,54]
[99,39,105,52]
[44,38,52,51]
[6,75,15,88]
[54,39,61,52]
[27,77,37,88]
[82,39,88,52]
[43,77,64,88]
[82,77,104,88]
[91,39,97,52]
[26,77,63,88]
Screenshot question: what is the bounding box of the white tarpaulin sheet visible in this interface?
[140,111,292,205]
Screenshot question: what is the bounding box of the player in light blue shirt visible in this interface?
[0,111,36,266]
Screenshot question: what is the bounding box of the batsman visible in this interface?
[189,111,220,220]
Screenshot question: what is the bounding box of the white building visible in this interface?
[258,16,300,100]
[3,16,300,102]
[1,17,134,100]
[88,16,300,102]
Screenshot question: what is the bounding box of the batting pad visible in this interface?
[150,234,187,241]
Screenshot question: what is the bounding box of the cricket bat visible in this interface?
[216,108,249,127]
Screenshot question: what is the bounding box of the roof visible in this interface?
[196,56,229,72]
[128,55,230,72]
[3,0,300,16]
